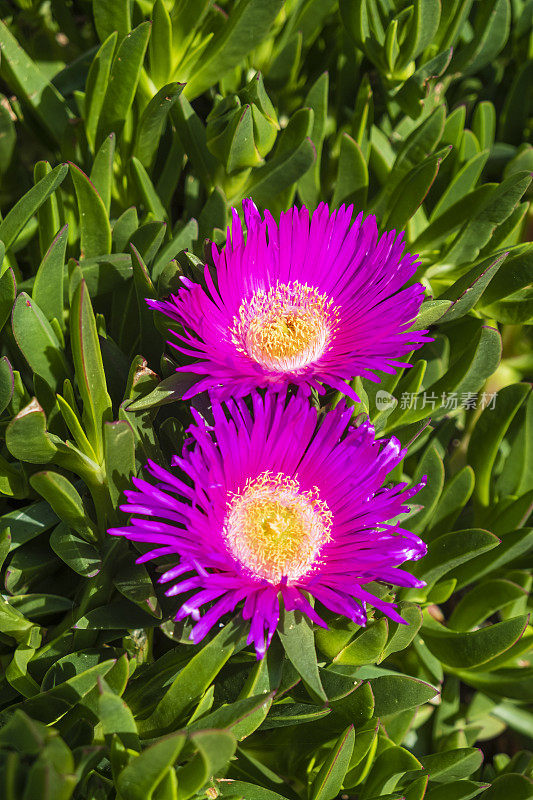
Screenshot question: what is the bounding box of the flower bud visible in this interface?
[206,95,262,172]
[206,73,279,172]
[239,72,279,157]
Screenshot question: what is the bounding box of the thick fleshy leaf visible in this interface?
[0,93,16,175]
[85,32,118,151]
[370,675,439,716]
[452,528,533,590]
[93,0,131,42]
[126,372,203,410]
[422,615,529,668]
[116,732,185,800]
[429,466,475,539]
[32,225,67,329]
[218,782,291,799]
[381,604,422,660]
[396,0,441,69]
[449,579,529,632]
[33,160,62,258]
[0,356,14,416]
[12,293,69,391]
[70,280,112,461]
[396,49,452,117]
[77,600,162,630]
[413,300,452,328]
[439,251,508,322]
[395,324,501,426]
[0,660,116,726]
[309,725,355,800]
[184,0,284,100]
[172,95,217,190]
[187,693,273,740]
[113,555,160,618]
[134,83,184,168]
[334,618,389,666]
[298,72,328,208]
[479,245,533,323]
[260,703,331,728]
[90,134,115,214]
[0,22,72,144]
[278,608,327,703]
[49,522,101,577]
[332,134,368,210]
[243,109,316,206]
[6,399,58,464]
[0,164,67,256]
[361,744,422,798]
[175,730,237,798]
[468,383,531,508]
[130,158,168,221]
[149,0,172,87]
[29,471,97,542]
[420,748,484,783]
[69,163,112,259]
[98,684,140,751]
[0,266,16,328]
[453,0,511,74]
[429,150,490,222]
[444,171,531,265]
[2,500,58,552]
[410,528,498,589]
[138,620,241,737]
[104,420,135,508]
[95,22,151,146]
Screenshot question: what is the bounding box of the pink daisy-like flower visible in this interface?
[109,391,427,659]
[148,201,430,401]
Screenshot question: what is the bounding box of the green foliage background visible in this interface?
[0,0,532,798]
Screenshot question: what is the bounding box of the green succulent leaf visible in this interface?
[12,293,69,390]
[184,0,285,100]
[422,614,529,669]
[117,732,185,800]
[134,83,185,169]
[32,225,67,330]
[332,134,369,211]
[0,164,67,258]
[49,522,101,577]
[0,22,72,144]
[138,620,241,737]
[278,608,327,703]
[468,383,531,508]
[96,22,151,147]
[69,163,112,259]
[243,109,316,206]
[420,748,484,785]
[309,725,355,800]
[370,674,439,716]
[70,280,113,461]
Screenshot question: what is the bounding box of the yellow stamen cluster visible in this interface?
[231,281,339,372]
[224,471,332,583]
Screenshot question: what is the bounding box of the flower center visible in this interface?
[231,282,339,372]
[223,471,332,583]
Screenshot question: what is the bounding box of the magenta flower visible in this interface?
[109,391,427,659]
[149,201,430,401]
